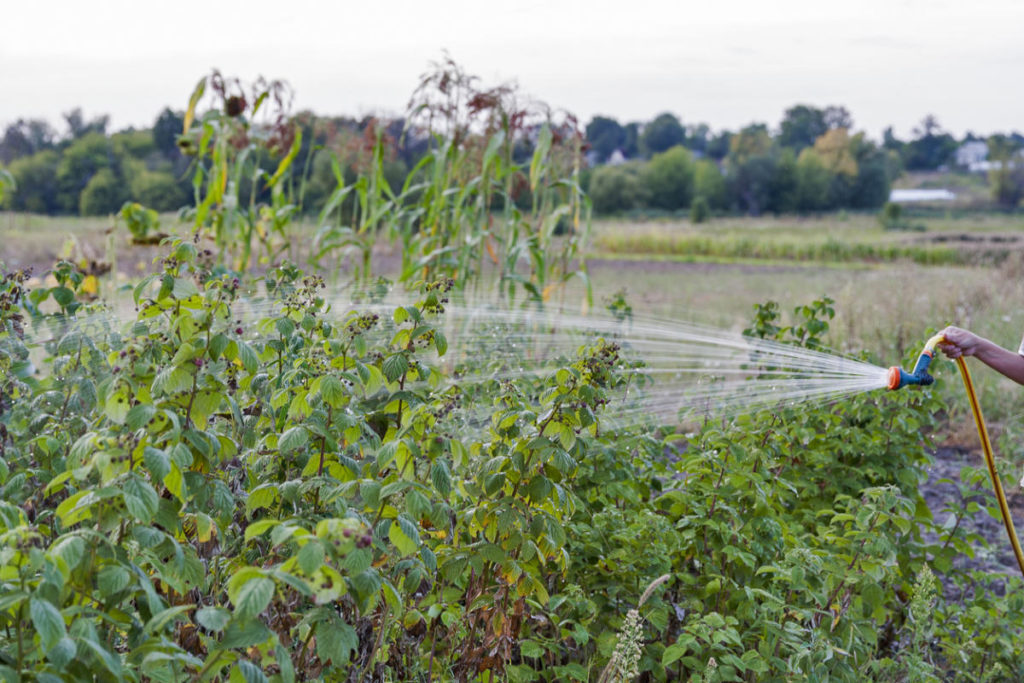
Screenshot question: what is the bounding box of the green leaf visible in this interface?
[520,639,545,659]
[209,333,229,360]
[525,476,552,503]
[247,485,279,514]
[231,576,275,621]
[237,661,269,683]
[49,535,85,570]
[433,330,448,356]
[392,517,421,557]
[382,353,408,382]
[389,521,418,557]
[78,637,124,679]
[316,621,358,666]
[220,620,272,650]
[123,475,159,523]
[144,604,193,635]
[172,277,199,300]
[153,366,193,395]
[104,390,132,425]
[430,462,451,497]
[126,404,156,431]
[196,606,231,632]
[297,541,325,575]
[663,641,690,666]
[279,426,308,453]
[237,341,260,374]
[164,464,187,503]
[47,636,76,668]
[143,447,170,481]
[244,518,280,539]
[97,566,132,596]
[30,598,65,653]
[320,375,345,409]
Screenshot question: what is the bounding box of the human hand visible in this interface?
[937,326,982,359]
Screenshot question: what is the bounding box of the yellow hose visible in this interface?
[953,355,1024,578]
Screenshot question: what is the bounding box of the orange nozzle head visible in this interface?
[887,366,901,390]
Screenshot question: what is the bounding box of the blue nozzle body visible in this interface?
[887,348,936,390]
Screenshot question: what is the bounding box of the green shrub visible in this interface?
[78,168,128,215]
[130,170,189,212]
[690,196,710,223]
[119,201,162,244]
[589,163,649,214]
[642,146,695,211]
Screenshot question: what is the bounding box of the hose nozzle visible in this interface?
[887,333,944,390]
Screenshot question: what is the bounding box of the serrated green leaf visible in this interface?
[320,375,345,409]
[30,598,65,652]
[49,535,85,570]
[196,606,231,632]
[382,353,408,382]
[297,541,325,575]
[97,565,132,596]
[231,576,275,621]
[279,426,308,453]
[47,636,76,668]
[172,277,199,300]
[123,475,159,523]
[433,330,447,356]
[104,390,131,425]
[316,620,358,666]
[237,341,260,374]
[126,404,156,431]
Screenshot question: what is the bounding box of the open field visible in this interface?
[592,211,1024,266]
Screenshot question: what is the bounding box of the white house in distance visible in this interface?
[955,141,988,171]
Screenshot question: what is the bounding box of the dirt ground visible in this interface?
[922,447,1024,600]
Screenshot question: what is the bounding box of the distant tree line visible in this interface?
[582,106,1024,215]
[2,101,1022,217]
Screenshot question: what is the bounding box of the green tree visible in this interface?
[153,108,184,159]
[988,134,1024,208]
[778,105,827,152]
[903,115,957,170]
[795,149,832,212]
[686,122,711,155]
[129,169,190,212]
[79,167,128,215]
[639,113,684,157]
[849,132,892,209]
[727,125,775,215]
[823,105,853,129]
[56,132,119,213]
[589,163,649,213]
[706,130,733,160]
[0,118,56,164]
[642,145,695,210]
[690,195,710,223]
[693,159,727,209]
[62,107,108,139]
[2,150,60,213]
[622,122,641,158]
[112,129,156,160]
[586,116,627,163]
[768,148,799,213]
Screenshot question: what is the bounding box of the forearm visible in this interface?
[971,338,1024,385]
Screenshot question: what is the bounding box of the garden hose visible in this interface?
[953,355,1024,578]
[890,334,1024,579]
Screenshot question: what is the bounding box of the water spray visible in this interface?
[888,332,1024,579]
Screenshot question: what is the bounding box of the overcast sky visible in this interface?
[2,0,1021,141]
